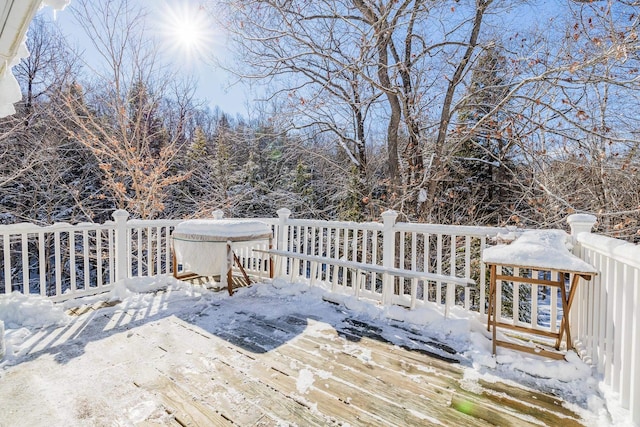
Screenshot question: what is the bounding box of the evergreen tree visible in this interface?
[446,45,516,224]
[287,159,316,216]
[188,127,209,159]
[213,121,233,196]
[337,166,364,222]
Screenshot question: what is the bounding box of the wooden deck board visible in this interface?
[134,374,234,426]
[158,313,583,426]
[171,321,392,425]
[3,293,586,426]
[157,318,346,426]
[275,324,547,426]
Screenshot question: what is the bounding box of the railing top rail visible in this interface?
[577,231,640,270]
[0,221,116,234]
[394,221,528,238]
[124,218,279,229]
[283,217,384,231]
[251,218,278,225]
[127,219,184,228]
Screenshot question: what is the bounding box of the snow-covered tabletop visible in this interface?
[172,219,272,277]
[482,229,597,274]
[173,219,272,242]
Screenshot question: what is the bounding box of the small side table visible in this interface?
[483,230,597,359]
[486,263,592,359]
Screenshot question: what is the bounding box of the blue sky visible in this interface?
[37,1,250,117]
[36,0,569,120]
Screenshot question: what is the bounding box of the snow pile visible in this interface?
[106,275,186,302]
[42,0,71,9]
[101,276,214,315]
[0,291,70,363]
[0,43,29,118]
[296,368,315,394]
[0,292,69,329]
[483,229,597,273]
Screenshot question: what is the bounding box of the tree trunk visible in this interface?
[420,0,491,221]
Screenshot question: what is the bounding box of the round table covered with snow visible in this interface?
[171,219,272,295]
[483,230,597,359]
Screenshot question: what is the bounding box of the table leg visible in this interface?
[172,244,177,279]
[490,265,497,355]
[233,252,252,286]
[488,264,496,332]
[269,241,274,279]
[226,243,233,296]
[556,274,581,349]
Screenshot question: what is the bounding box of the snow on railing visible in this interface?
[274,208,511,316]
[0,208,569,325]
[569,215,640,425]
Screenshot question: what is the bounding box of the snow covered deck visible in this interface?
[0,278,601,426]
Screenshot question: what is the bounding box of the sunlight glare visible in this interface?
[160,2,215,65]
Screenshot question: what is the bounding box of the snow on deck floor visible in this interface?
[0,277,627,426]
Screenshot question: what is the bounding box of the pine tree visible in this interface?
[290,160,316,215]
[214,125,232,195]
[337,166,364,222]
[188,127,209,160]
[447,46,515,224]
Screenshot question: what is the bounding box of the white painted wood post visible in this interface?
[222,241,232,293]
[566,213,597,368]
[212,209,224,220]
[112,209,130,282]
[277,208,292,250]
[276,208,292,277]
[567,214,597,245]
[381,210,398,306]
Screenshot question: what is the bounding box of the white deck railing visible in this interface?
[569,217,640,426]
[0,208,638,424]
[0,210,182,302]
[272,208,505,316]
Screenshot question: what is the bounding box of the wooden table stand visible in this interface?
[487,263,592,360]
[172,236,273,296]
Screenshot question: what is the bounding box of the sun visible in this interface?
[159,2,215,65]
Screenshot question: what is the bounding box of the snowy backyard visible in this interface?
[0,2,639,425]
[0,275,631,426]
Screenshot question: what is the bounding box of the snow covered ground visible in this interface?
[0,276,632,426]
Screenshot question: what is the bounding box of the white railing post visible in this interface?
[566,213,597,370]
[276,208,291,251]
[567,214,597,245]
[381,210,398,305]
[276,208,292,276]
[212,209,224,220]
[112,209,130,282]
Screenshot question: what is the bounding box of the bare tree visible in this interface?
[217,0,502,219]
[217,1,378,185]
[15,16,77,118]
[496,1,640,238]
[0,13,102,224]
[58,0,197,219]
